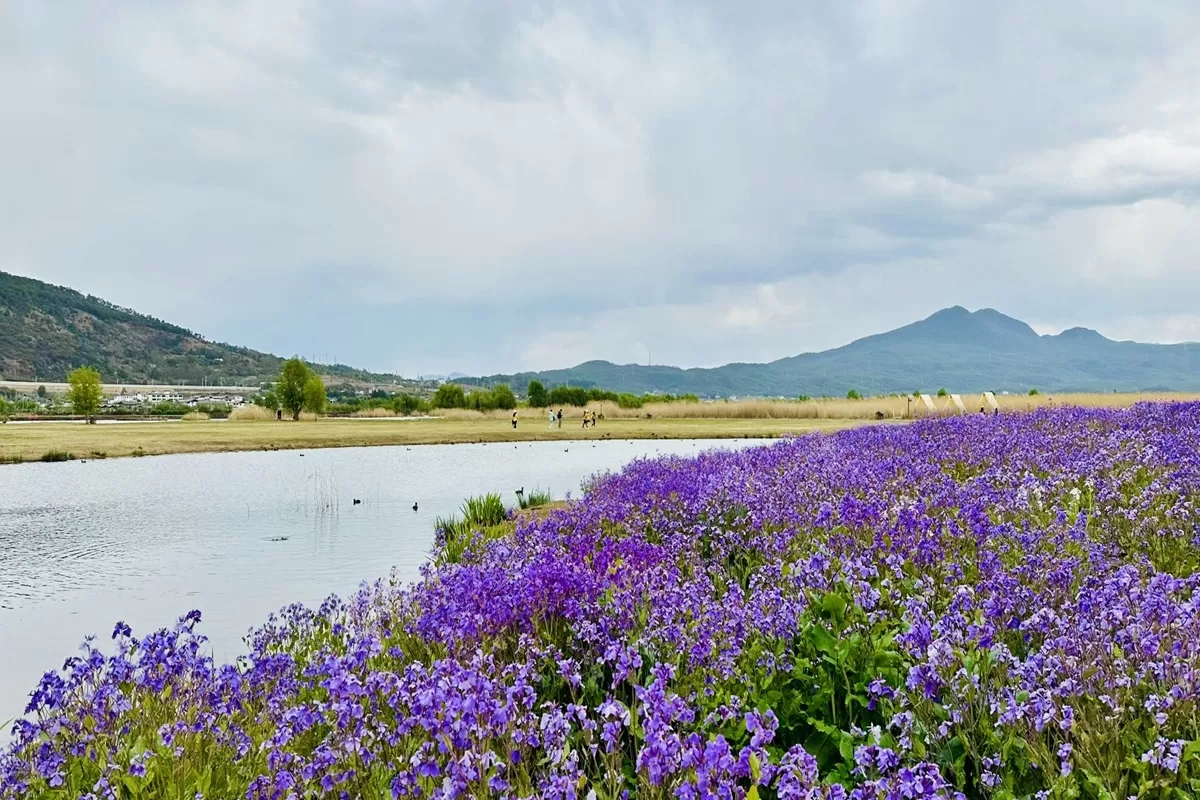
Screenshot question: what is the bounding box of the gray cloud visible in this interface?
[3,0,1200,375]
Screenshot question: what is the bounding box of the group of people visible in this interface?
[536,408,599,429]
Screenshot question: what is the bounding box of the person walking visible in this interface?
[557,409,563,429]
[512,410,518,429]
[548,408,556,428]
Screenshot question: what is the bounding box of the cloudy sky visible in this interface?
[3,1,1200,376]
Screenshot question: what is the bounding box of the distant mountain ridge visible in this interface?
[0,270,404,385]
[4,269,1198,394]
[467,306,1200,396]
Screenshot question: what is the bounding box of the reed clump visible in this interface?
[181,411,210,421]
[435,493,510,566]
[229,405,275,421]
[352,407,397,418]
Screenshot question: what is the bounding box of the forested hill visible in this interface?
[0,271,392,385]
[467,307,1200,396]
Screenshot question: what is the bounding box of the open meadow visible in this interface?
[4,392,1198,463]
[5,402,1200,798]
[0,416,866,464]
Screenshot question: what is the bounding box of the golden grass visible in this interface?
[0,416,869,463]
[180,411,210,421]
[352,407,397,418]
[437,392,1200,422]
[4,392,1196,464]
[229,405,275,421]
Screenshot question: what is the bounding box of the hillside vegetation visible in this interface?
[0,271,400,385]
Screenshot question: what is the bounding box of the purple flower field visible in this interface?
[5,404,1200,799]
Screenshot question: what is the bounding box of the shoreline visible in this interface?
[0,416,876,465]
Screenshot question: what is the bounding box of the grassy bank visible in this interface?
[0,416,870,464]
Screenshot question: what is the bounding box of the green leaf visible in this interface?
[821,593,848,622]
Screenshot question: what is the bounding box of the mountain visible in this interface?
[466,306,1200,396]
[5,269,1198,395]
[0,270,405,386]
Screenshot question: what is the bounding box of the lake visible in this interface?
[0,438,760,728]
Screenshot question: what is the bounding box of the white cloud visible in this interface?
[4,1,1200,375]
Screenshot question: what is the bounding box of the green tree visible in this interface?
[303,373,326,415]
[491,384,516,410]
[277,358,311,420]
[432,383,466,409]
[392,393,422,416]
[67,367,103,422]
[846,389,862,400]
[548,386,589,407]
[527,380,548,408]
[466,390,498,412]
[255,391,280,410]
[937,387,948,397]
[1028,388,1040,396]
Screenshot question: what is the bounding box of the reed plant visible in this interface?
[228,405,275,421]
[434,492,509,565]
[516,487,553,510]
[351,407,396,418]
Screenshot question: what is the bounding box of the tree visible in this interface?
[467,390,498,412]
[936,387,948,397]
[548,386,589,407]
[303,373,326,415]
[277,358,311,420]
[392,393,422,416]
[1028,388,1040,396]
[491,384,516,410]
[432,383,466,409]
[846,389,862,400]
[527,380,548,408]
[67,367,103,422]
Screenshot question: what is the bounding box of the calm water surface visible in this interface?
[0,438,759,727]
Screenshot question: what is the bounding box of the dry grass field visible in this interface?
[441,391,1200,421]
[4,392,1195,464]
[0,416,868,464]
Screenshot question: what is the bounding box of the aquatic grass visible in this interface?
[516,487,553,510]
[434,493,510,566]
[7,403,1200,798]
[38,450,72,462]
